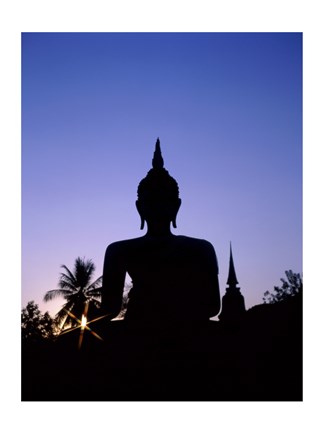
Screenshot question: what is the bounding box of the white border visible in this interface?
[1,0,323,430]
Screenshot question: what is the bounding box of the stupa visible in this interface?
[219,243,246,322]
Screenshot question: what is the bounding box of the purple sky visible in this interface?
[22,32,302,317]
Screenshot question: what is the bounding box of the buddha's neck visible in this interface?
[145,222,174,238]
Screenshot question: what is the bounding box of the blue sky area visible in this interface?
[22,32,302,316]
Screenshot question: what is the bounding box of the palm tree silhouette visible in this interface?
[44,257,102,329]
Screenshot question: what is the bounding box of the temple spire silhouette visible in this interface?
[219,242,246,323]
[227,242,239,287]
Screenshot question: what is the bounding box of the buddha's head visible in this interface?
[136,139,181,230]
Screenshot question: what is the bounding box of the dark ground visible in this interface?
[22,297,302,401]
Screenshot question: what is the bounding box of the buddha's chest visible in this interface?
[125,242,201,284]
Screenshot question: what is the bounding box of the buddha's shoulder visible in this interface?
[105,237,147,252]
[105,235,215,252]
[176,235,215,250]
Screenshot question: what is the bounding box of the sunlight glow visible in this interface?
[60,306,110,349]
[81,314,87,330]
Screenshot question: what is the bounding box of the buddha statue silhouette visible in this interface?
[101,139,220,329]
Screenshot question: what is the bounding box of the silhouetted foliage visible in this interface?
[114,283,132,320]
[263,270,302,304]
[22,301,58,342]
[44,257,102,329]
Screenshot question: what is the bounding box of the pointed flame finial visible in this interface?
[152,138,164,169]
[227,241,239,287]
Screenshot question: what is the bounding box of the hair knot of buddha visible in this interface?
[152,138,164,169]
[137,139,179,200]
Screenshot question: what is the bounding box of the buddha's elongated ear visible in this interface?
[140,216,145,230]
[136,200,145,230]
[171,217,177,229]
[172,198,182,229]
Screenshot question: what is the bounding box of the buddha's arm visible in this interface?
[101,243,126,320]
[204,241,221,318]
[210,272,221,318]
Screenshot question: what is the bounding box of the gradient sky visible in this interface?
[22,32,302,317]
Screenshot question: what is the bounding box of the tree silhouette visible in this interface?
[22,301,58,342]
[263,270,302,304]
[44,257,102,329]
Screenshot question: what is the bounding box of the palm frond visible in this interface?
[58,275,79,290]
[86,276,102,303]
[90,299,101,309]
[60,265,77,284]
[56,300,79,328]
[87,276,103,290]
[74,257,95,288]
[44,289,67,302]
[86,289,102,299]
[61,264,75,279]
